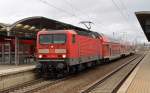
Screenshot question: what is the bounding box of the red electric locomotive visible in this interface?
[36,29,103,78]
[36,29,134,78]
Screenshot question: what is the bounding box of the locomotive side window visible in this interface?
[72,34,76,43]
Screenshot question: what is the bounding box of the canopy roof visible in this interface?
[0,16,95,39]
[136,11,150,41]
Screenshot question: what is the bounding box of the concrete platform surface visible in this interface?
[0,65,36,90]
[118,51,150,93]
[0,65,35,76]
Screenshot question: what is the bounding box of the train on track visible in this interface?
[36,29,135,78]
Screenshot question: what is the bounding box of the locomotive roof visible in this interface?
[100,33,121,43]
[38,29,77,34]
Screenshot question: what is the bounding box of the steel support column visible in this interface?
[8,43,11,64]
[15,37,19,65]
[2,43,4,64]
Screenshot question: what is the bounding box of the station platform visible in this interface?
[118,51,150,93]
[0,64,36,90]
[0,65,35,75]
[0,64,35,70]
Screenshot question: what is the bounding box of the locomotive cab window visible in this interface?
[72,34,76,43]
[39,34,66,44]
[39,34,52,44]
[53,34,66,44]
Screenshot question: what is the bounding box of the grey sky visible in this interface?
[0,0,149,43]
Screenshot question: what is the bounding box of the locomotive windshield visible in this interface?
[39,34,66,44]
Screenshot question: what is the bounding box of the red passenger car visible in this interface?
[99,34,121,61]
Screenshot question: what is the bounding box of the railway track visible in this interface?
[34,54,141,93]
[80,54,145,93]
[1,78,67,93]
[1,79,44,93]
[1,54,143,93]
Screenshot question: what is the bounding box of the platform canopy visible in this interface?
[0,16,94,39]
[0,23,8,28]
[136,11,150,41]
[0,23,10,36]
[10,16,90,31]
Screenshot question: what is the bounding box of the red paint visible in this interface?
[36,29,133,64]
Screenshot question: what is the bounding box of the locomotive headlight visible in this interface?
[62,54,66,58]
[38,54,42,58]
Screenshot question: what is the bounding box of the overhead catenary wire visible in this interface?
[63,0,92,21]
[63,0,78,15]
[38,0,112,32]
[111,0,138,33]
[38,0,107,31]
[119,0,130,19]
[111,0,129,23]
[37,0,84,21]
[110,0,143,43]
[119,0,140,30]
[63,0,141,42]
[62,0,100,30]
[115,0,140,32]
[37,0,105,31]
[38,0,133,35]
[111,0,135,26]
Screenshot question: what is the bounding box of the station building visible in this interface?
[0,16,92,65]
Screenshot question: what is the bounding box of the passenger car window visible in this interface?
[72,34,76,43]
